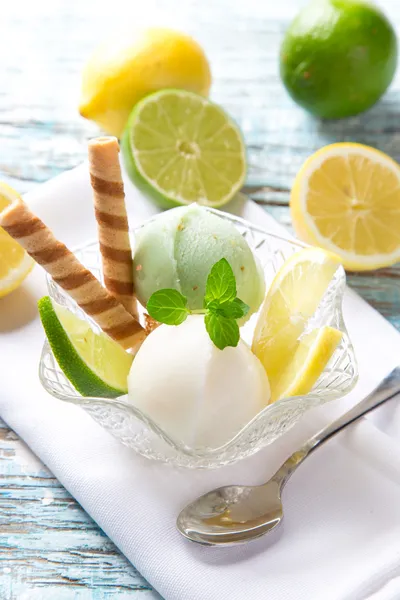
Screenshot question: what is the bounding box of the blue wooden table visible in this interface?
[1,0,399,597]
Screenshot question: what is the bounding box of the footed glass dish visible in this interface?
[39,209,358,468]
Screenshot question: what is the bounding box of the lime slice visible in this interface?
[121,89,246,208]
[38,296,133,398]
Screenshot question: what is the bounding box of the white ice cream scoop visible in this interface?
[127,315,270,449]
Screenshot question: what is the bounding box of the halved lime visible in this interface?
[121,89,246,208]
[38,296,133,398]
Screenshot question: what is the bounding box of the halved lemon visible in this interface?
[0,183,34,298]
[291,143,400,271]
[252,247,341,402]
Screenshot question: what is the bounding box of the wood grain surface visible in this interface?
[1,0,399,598]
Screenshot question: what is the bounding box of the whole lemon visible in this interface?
[79,28,211,137]
[280,0,397,119]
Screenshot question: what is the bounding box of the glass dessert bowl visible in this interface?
[39,210,358,468]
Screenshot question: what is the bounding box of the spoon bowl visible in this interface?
[177,482,283,546]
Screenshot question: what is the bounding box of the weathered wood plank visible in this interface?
[0,421,156,599]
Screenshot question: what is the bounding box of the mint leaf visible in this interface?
[147,289,189,325]
[205,299,220,313]
[232,297,250,318]
[146,259,248,351]
[216,297,250,319]
[202,259,250,349]
[204,258,236,307]
[205,312,240,350]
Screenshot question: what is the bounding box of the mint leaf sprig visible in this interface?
[146,258,249,350]
[146,289,188,326]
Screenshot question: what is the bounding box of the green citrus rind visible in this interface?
[38,296,131,398]
[279,0,397,119]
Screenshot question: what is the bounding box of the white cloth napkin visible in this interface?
[2,164,400,600]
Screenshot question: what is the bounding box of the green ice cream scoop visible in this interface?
[133,206,265,319]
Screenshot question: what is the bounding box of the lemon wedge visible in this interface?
[0,183,34,298]
[252,247,341,402]
[291,143,400,271]
[271,326,342,401]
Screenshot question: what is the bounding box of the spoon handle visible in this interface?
[272,367,400,488]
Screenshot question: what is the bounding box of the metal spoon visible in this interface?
[177,367,400,546]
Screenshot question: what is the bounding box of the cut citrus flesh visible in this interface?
[39,296,133,398]
[122,89,246,209]
[252,247,341,402]
[0,182,34,298]
[291,143,400,271]
[271,326,342,401]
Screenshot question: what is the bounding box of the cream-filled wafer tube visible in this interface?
[88,136,137,318]
[0,198,145,351]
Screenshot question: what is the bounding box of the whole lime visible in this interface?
[279,0,397,119]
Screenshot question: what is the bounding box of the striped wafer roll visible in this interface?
[144,313,160,335]
[0,198,145,351]
[88,136,137,318]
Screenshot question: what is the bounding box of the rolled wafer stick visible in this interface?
[144,313,160,335]
[88,136,138,318]
[0,198,146,351]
